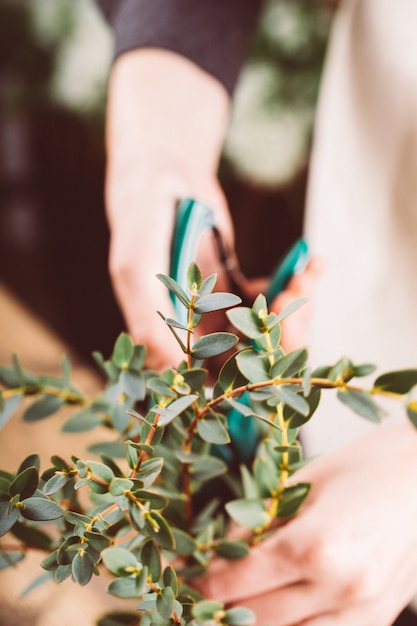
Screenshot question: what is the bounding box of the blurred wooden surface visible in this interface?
[0,283,134,625]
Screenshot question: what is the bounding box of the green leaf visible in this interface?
[72,550,94,586]
[62,409,103,432]
[171,528,196,556]
[272,386,310,415]
[11,521,52,551]
[0,365,21,387]
[197,414,230,445]
[143,511,175,550]
[329,357,355,383]
[254,324,282,353]
[226,398,253,417]
[182,368,208,391]
[224,607,255,626]
[236,350,270,383]
[157,586,175,619]
[112,333,134,369]
[374,369,417,395]
[84,531,110,552]
[51,455,71,471]
[130,344,146,371]
[154,395,197,427]
[0,393,23,429]
[0,549,25,570]
[88,441,126,458]
[20,571,53,597]
[214,540,250,560]
[337,389,386,422]
[218,353,247,392]
[254,457,278,498]
[108,572,147,598]
[271,348,308,379]
[352,363,376,377]
[109,478,134,497]
[157,273,190,308]
[9,466,39,500]
[301,367,312,396]
[120,370,146,400]
[225,499,269,529]
[191,333,238,359]
[275,298,307,323]
[137,458,164,489]
[87,460,114,485]
[189,456,227,482]
[194,292,241,314]
[199,273,217,296]
[97,611,140,626]
[55,564,72,582]
[41,550,59,571]
[0,501,20,536]
[227,307,264,339]
[141,539,161,582]
[284,387,321,428]
[23,395,65,422]
[163,565,178,596]
[187,261,203,291]
[407,400,417,428]
[64,511,92,527]
[277,482,311,518]
[18,454,40,474]
[240,464,258,499]
[131,489,167,510]
[92,352,120,383]
[192,600,224,622]
[147,378,176,397]
[20,497,63,521]
[102,547,140,577]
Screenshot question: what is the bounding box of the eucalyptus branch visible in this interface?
[1,263,417,626]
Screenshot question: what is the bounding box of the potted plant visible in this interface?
[1,263,416,626]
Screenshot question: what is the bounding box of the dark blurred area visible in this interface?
[0,0,333,362]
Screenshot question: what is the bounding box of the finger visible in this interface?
[199,534,302,604]
[271,257,324,311]
[235,581,338,626]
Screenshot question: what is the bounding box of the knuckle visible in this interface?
[338,568,380,604]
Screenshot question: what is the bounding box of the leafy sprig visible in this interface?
[1,263,417,626]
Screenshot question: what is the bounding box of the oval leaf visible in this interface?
[112,333,134,369]
[102,547,140,577]
[20,497,63,521]
[194,292,241,314]
[337,388,386,422]
[225,499,269,530]
[214,539,250,560]
[9,466,39,500]
[191,333,238,359]
[23,395,65,422]
[374,369,417,395]
[197,415,230,445]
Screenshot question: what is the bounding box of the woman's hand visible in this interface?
[199,423,417,625]
[105,49,232,370]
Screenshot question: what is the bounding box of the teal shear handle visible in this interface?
[170,198,309,312]
[170,198,309,464]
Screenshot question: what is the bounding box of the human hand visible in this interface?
[105,49,231,370]
[199,423,417,625]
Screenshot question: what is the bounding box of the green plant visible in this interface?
[1,263,417,626]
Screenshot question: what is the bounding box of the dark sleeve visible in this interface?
[97,0,263,95]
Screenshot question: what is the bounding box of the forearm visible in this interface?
[105,48,231,223]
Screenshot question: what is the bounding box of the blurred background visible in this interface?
[0,0,335,362]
